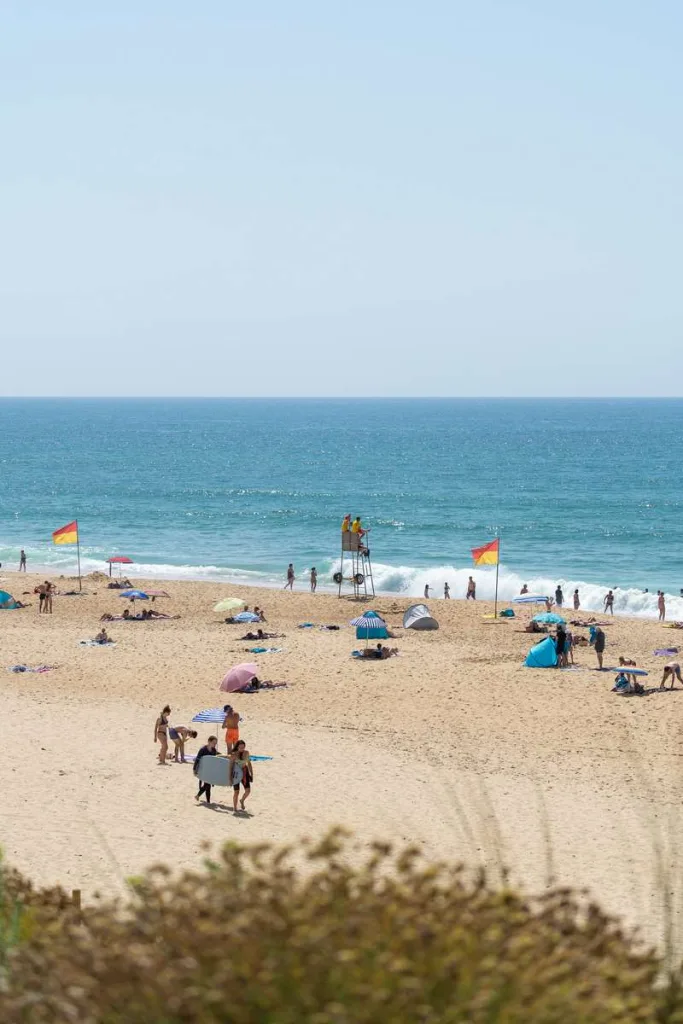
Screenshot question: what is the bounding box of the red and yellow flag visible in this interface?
[471,538,499,566]
[53,520,79,545]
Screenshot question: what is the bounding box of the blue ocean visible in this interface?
[1,398,682,618]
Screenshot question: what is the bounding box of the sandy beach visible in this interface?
[2,571,683,947]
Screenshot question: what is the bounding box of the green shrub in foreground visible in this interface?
[1,830,682,1023]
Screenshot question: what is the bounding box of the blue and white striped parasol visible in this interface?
[513,595,549,604]
[349,614,386,629]
[191,707,226,723]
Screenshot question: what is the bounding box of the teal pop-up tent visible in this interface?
[524,636,558,668]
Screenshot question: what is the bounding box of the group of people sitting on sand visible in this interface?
[359,643,399,660]
[225,605,267,624]
[100,608,178,622]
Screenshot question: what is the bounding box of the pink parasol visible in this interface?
[220,663,258,693]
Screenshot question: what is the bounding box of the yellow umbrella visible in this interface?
[213,598,246,614]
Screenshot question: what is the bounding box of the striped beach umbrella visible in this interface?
[191,707,226,723]
[350,612,387,647]
[349,614,386,629]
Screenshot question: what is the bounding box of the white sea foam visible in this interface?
[1,542,679,619]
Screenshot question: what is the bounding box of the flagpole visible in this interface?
[494,533,500,619]
[76,520,82,592]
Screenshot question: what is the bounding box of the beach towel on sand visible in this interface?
[247,647,283,654]
[655,648,679,656]
[79,640,116,647]
[7,664,56,673]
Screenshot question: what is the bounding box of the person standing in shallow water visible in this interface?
[284,564,294,591]
[310,567,317,593]
[19,549,26,571]
[444,582,450,599]
[604,590,614,615]
[466,577,476,600]
[573,589,580,610]
[555,585,563,608]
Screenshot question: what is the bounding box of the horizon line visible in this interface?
[1,395,682,401]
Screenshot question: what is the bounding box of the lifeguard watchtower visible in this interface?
[333,518,375,599]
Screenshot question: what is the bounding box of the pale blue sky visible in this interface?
[1,1,681,396]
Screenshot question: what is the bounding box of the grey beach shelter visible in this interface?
[403,603,439,630]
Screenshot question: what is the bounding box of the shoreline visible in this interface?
[0,560,675,621]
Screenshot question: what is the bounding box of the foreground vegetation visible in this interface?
[1,832,683,1023]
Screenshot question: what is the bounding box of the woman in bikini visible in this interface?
[154,705,171,764]
[230,740,253,811]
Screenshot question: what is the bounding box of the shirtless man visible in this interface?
[222,705,241,752]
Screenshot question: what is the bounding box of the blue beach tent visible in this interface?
[524,636,558,668]
[0,590,19,610]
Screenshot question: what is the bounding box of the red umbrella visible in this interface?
[106,556,133,577]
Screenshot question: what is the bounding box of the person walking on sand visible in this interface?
[194,735,218,804]
[424,584,430,599]
[19,549,26,571]
[658,591,666,622]
[230,740,253,812]
[555,585,563,608]
[466,577,476,600]
[45,581,54,615]
[310,567,317,593]
[444,582,450,599]
[222,705,241,753]
[604,590,614,615]
[590,626,606,670]
[573,589,580,611]
[660,662,683,689]
[284,564,295,591]
[154,705,171,764]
